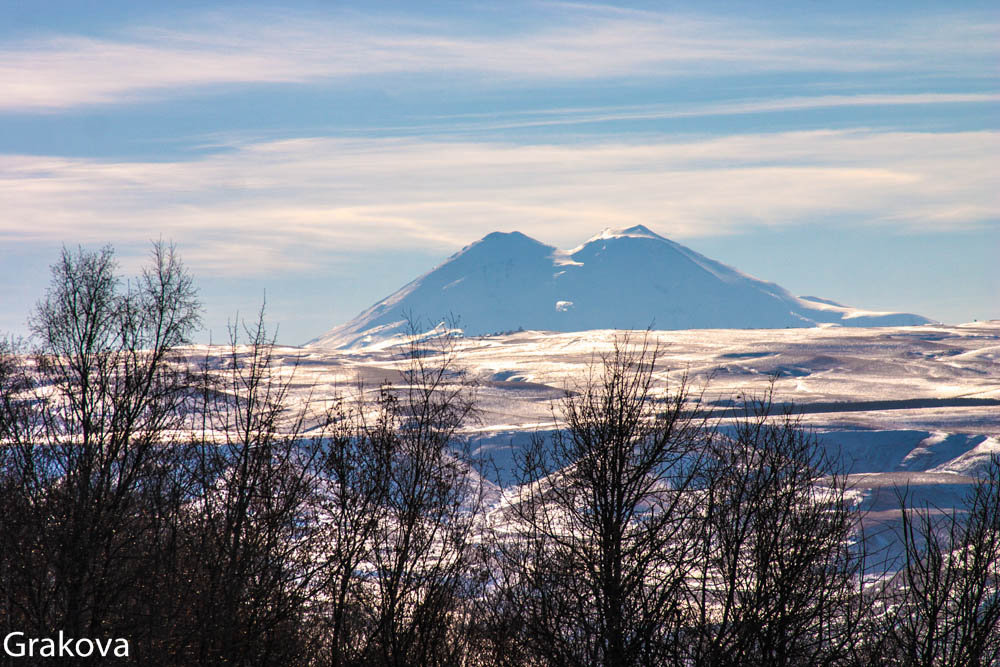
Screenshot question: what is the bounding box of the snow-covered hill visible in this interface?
[310,225,932,348]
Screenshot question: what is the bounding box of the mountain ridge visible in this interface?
[310,227,933,348]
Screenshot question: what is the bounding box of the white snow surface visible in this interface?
[221,322,1000,498]
[310,225,933,349]
[181,322,1000,565]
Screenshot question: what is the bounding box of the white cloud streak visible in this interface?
[1,129,996,274]
[0,8,996,110]
[402,93,1000,133]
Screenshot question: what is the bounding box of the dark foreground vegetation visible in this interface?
[1,245,997,666]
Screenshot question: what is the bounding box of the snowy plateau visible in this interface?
[235,227,998,533]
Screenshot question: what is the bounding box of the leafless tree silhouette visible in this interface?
[877,455,1000,666]
[0,242,199,664]
[488,336,709,667]
[683,387,867,667]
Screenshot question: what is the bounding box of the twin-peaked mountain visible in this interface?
[310,226,932,348]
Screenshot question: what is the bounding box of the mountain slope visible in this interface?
[310,226,933,348]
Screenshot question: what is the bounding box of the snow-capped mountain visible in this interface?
[310,225,932,348]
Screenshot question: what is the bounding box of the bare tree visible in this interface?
[307,327,484,667]
[0,242,199,663]
[359,333,483,667]
[683,388,867,667]
[489,336,709,667]
[308,394,389,667]
[175,308,326,666]
[879,454,1000,666]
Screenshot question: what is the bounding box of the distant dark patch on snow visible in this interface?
[718,351,773,359]
[771,365,811,378]
[891,332,953,342]
[799,355,842,369]
[490,370,526,382]
[707,397,1000,417]
[406,347,442,358]
[707,365,761,377]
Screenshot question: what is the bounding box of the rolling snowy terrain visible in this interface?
[312,226,932,348]
[217,322,1000,527]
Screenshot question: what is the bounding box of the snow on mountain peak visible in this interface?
[309,227,933,348]
[572,224,666,251]
[456,230,554,258]
[592,224,664,241]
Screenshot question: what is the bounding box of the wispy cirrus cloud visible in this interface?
[402,93,1000,134]
[1,129,996,274]
[0,6,996,111]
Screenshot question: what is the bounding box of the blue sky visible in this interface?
[1,1,997,344]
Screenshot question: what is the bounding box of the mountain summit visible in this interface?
[310,227,932,348]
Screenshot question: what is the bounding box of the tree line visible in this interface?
[0,244,997,666]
